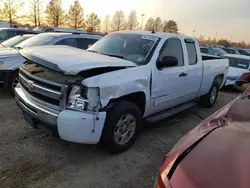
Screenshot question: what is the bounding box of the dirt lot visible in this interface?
[0,89,239,188]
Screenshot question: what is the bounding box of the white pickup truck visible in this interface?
[15,31,229,153]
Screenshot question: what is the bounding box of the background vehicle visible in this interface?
[155,87,250,188]
[236,48,250,56]
[0,28,40,43]
[223,54,250,86]
[42,27,87,34]
[0,34,35,48]
[15,31,229,153]
[200,46,227,56]
[222,47,240,55]
[0,32,102,92]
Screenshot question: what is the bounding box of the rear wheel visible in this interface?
[101,100,142,153]
[200,82,219,108]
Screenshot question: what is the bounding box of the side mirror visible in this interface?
[157,56,178,68]
[88,44,93,48]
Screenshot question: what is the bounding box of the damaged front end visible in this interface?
[67,85,101,113]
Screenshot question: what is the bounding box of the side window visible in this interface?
[185,41,197,65]
[54,38,77,48]
[238,50,249,56]
[158,38,184,67]
[77,38,98,49]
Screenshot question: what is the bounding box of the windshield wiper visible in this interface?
[88,50,124,59]
[101,53,124,59]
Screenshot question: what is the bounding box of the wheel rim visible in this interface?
[210,87,217,104]
[114,114,136,145]
[12,77,19,91]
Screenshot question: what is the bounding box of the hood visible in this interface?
[19,45,137,75]
[0,48,18,58]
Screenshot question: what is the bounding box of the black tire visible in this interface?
[101,100,142,153]
[7,71,19,95]
[200,81,219,108]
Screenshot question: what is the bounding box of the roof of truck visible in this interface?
[114,30,190,39]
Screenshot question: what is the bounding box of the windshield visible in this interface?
[1,35,32,47]
[223,48,236,54]
[215,48,227,55]
[88,33,160,65]
[16,34,55,49]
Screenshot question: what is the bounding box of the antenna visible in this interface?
[151,29,156,34]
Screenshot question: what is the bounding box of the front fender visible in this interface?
[82,66,151,108]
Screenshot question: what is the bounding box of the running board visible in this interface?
[145,102,196,123]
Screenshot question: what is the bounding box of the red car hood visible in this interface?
[165,87,250,188]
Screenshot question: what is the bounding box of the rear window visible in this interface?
[227,57,250,70]
[77,38,98,49]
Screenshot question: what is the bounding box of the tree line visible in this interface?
[0,0,179,34]
[198,35,250,48]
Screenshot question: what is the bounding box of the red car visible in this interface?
[155,87,250,188]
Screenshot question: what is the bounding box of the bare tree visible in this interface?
[110,10,126,31]
[0,0,24,23]
[144,17,155,31]
[28,0,42,26]
[103,15,109,33]
[68,0,84,29]
[126,10,138,30]
[86,13,101,33]
[45,0,64,27]
[154,17,161,31]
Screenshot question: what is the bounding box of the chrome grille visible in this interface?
[19,66,68,109]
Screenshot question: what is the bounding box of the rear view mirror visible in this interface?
[157,56,178,68]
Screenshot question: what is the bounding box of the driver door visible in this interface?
[150,38,189,114]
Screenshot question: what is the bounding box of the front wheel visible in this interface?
[100,100,142,153]
[199,82,219,108]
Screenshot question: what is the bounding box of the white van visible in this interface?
[224,54,250,86]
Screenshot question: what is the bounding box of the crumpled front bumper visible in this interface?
[15,84,107,144]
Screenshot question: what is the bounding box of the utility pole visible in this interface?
[192,30,196,37]
[141,14,145,30]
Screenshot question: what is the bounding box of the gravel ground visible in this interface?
[0,88,239,188]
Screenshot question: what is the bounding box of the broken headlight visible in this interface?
[67,85,88,111]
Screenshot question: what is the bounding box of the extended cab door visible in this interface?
[184,39,203,100]
[151,37,189,114]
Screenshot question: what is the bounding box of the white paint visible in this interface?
[224,67,249,86]
[57,110,106,144]
[21,46,136,75]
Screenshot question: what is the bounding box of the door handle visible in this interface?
[179,72,187,77]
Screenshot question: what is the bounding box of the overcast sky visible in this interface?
[15,0,250,42]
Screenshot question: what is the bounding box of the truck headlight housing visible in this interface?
[67,85,88,111]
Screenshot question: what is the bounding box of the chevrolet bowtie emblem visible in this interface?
[27,80,35,91]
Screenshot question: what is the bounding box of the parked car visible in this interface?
[0,32,102,92]
[14,31,229,153]
[155,87,250,188]
[42,27,87,34]
[222,47,240,55]
[0,28,40,43]
[236,48,250,56]
[200,46,227,56]
[223,54,250,86]
[0,34,35,48]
